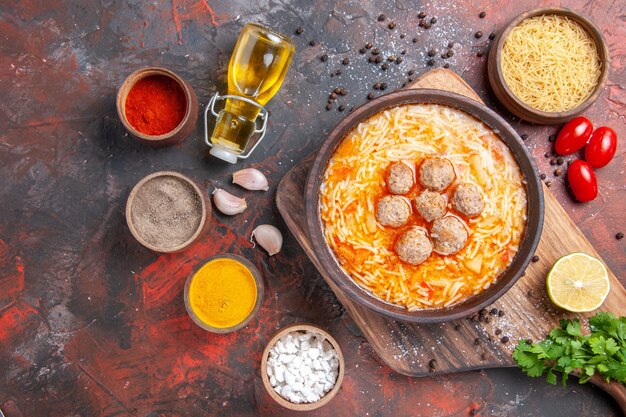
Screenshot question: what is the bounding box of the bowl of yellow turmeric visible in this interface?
[184,254,264,333]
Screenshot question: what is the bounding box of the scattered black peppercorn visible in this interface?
[616,232,624,240]
[330,92,338,99]
[485,316,492,324]
[381,62,389,70]
[400,33,406,39]
[428,49,437,57]
[454,324,461,330]
[396,56,403,64]
[554,168,563,177]
[475,31,483,38]
[428,359,438,369]
[367,92,375,100]
[335,69,342,75]
[495,328,502,335]
[550,159,557,166]
[423,21,432,29]
[295,26,304,35]
[373,82,381,90]
[408,69,415,76]
[333,87,341,94]
[443,63,450,68]
[532,255,539,263]
[477,51,484,58]
[378,13,386,22]
[380,82,388,90]
[521,134,528,141]
[490,308,498,316]
[418,11,427,19]
[338,104,345,112]
[543,152,550,158]
[446,50,454,58]
[412,37,418,43]
[320,54,328,62]
[325,104,332,111]
[388,22,396,29]
[408,76,414,82]
[368,56,377,63]
[427,58,435,66]
[480,308,488,316]
[479,11,486,18]
[501,336,510,344]
[549,134,557,142]
[359,47,366,54]
[388,55,396,62]
[489,32,496,40]
[498,310,505,317]
[557,157,564,165]
[430,17,438,24]
[401,49,407,55]
[375,56,383,63]
[401,82,408,88]
[372,47,380,55]
[365,42,373,49]
[478,315,485,323]
[540,174,546,180]
[474,338,481,345]
[419,20,425,28]
[448,41,455,48]
[342,58,350,65]
[546,181,553,188]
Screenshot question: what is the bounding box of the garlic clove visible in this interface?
[212,188,247,215]
[233,168,269,191]
[251,224,283,256]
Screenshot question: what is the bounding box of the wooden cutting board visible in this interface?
[276,68,626,409]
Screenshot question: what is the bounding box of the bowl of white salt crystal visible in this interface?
[261,324,345,411]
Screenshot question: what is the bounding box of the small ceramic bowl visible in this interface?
[261,324,345,411]
[184,254,264,333]
[126,171,209,253]
[116,67,199,146]
[488,7,609,124]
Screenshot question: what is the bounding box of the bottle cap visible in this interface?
[209,146,238,164]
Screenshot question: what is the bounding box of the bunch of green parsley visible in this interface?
[513,312,626,386]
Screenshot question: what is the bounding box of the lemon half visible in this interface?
[546,253,610,312]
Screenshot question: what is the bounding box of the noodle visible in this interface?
[501,15,601,112]
[319,104,527,310]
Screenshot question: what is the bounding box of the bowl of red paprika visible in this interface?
[116,67,198,146]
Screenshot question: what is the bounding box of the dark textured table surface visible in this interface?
[1,1,625,416]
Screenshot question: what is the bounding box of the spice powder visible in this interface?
[188,258,257,328]
[130,175,202,251]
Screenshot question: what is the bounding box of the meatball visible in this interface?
[395,227,433,265]
[415,191,447,222]
[376,195,411,227]
[418,157,455,191]
[452,183,485,217]
[430,216,468,255]
[386,162,414,194]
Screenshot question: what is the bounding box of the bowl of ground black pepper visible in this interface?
[126,171,210,253]
[117,67,199,146]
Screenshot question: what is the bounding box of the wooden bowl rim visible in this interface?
[116,66,196,141]
[125,170,208,253]
[304,89,544,323]
[489,7,609,123]
[261,323,345,411]
[183,254,264,333]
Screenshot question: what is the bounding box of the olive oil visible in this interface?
[209,23,295,163]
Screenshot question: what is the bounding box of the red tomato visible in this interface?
[555,117,593,156]
[585,126,617,168]
[567,160,598,202]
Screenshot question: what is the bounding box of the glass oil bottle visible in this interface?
[208,23,295,163]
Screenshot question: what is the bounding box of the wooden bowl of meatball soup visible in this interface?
[305,89,544,323]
